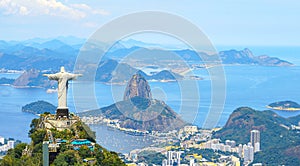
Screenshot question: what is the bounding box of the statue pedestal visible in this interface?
[56,108,69,119]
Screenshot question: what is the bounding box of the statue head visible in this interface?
[60,66,65,73]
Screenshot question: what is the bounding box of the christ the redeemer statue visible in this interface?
[44,67,82,118]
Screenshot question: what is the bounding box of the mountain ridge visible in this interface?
[0,39,294,72]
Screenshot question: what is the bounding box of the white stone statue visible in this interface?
[43,67,82,109]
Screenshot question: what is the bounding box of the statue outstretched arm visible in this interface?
[69,73,83,80]
[43,73,60,80]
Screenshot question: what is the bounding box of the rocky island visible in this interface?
[267,101,300,111]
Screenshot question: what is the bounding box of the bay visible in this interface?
[0,65,300,153]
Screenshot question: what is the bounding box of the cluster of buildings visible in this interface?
[162,151,183,166]
[200,130,260,164]
[202,139,236,152]
[125,126,261,166]
[0,69,22,73]
[0,136,15,154]
[291,121,300,130]
[81,116,149,135]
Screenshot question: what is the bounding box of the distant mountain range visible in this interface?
[0,37,293,71]
[213,107,300,165]
[0,37,294,87]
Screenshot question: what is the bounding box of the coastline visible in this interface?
[266,105,300,111]
[0,83,48,89]
[81,116,150,136]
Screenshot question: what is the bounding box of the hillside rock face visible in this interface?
[123,74,152,100]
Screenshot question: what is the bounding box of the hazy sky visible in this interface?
[0,0,299,46]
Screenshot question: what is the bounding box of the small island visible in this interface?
[267,101,300,111]
[22,100,56,115]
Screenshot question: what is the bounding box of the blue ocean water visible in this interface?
[0,50,300,152]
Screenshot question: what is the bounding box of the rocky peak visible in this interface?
[241,48,255,58]
[123,74,152,101]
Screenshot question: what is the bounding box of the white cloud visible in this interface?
[71,3,110,16]
[0,0,30,15]
[71,3,90,10]
[19,6,29,15]
[0,0,109,19]
[83,22,99,28]
[92,9,109,16]
[33,0,86,19]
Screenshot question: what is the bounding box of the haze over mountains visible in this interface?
[0,36,294,88]
[0,36,293,71]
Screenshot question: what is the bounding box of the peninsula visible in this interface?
[267,101,300,111]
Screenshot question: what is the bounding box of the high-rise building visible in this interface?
[174,151,181,165]
[166,151,182,166]
[243,143,254,163]
[225,140,236,148]
[238,144,243,157]
[249,146,254,162]
[7,140,14,149]
[162,159,168,166]
[243,144,249,161]
[225,145,231,152]
[43,141,49,166]
[167,151,173,165]
[254,142,260,153]
[250,130,260,152]
[0,136,4,145]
